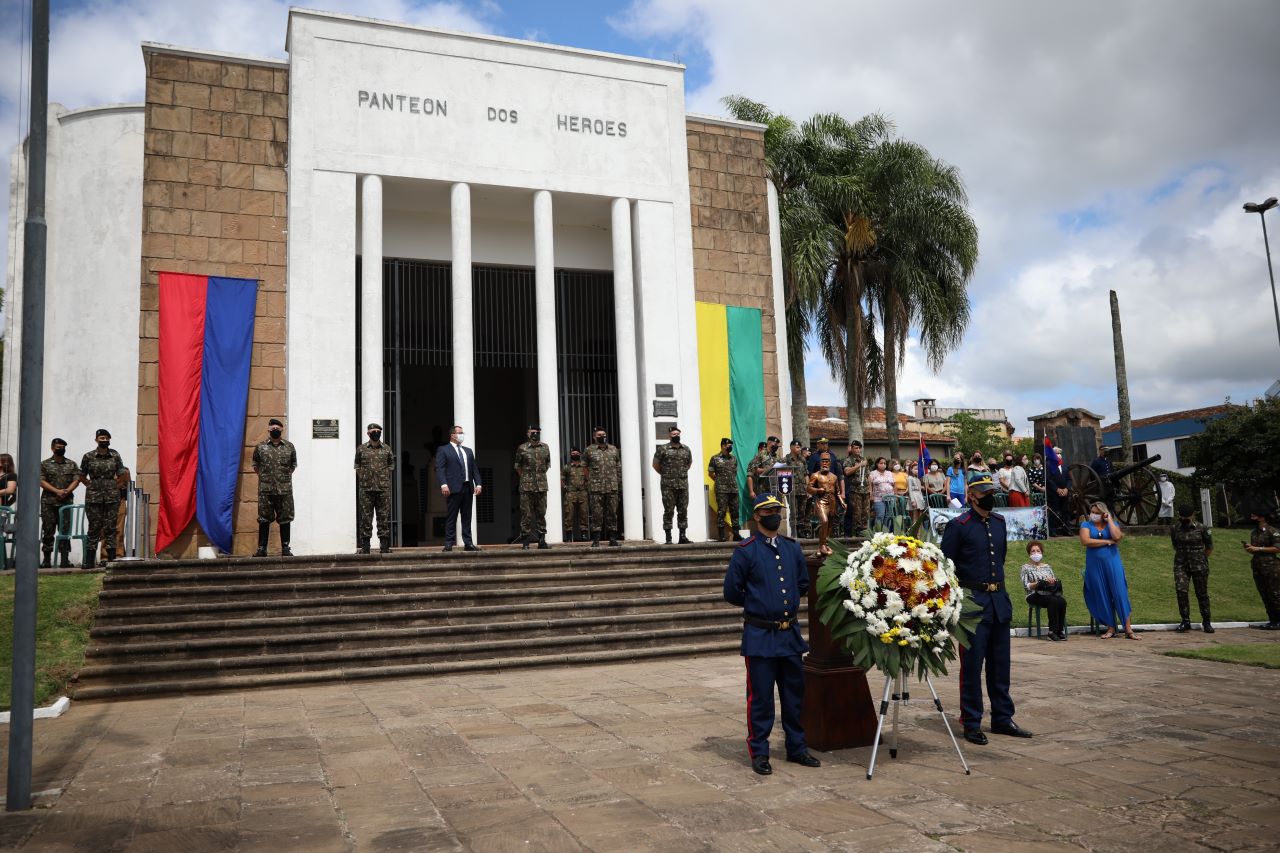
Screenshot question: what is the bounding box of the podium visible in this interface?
[801,547,879,750]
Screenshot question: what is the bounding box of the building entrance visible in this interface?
[357,258,621,546]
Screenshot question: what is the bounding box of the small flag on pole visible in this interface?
[1044,437,1062,478]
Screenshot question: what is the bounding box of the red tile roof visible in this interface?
[1100,404,1239,432]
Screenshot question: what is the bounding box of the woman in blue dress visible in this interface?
[1079,501,1137,639]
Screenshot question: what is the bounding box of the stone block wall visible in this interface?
[685,118,780,434]
[138,48,289,557]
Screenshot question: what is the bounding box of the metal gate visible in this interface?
[555,269,619,459]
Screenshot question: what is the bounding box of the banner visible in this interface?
[925,506,1048,543]
[157,273,257,554]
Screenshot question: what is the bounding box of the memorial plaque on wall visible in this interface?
[312,419,340,439]
[653,400,678,418]
[654,383,674,398]
[655,421,677,439]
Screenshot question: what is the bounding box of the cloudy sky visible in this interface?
[2,0,1278,433]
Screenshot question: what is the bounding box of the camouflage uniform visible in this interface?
[1250,524,1280,624]
[783,452,810,539]
[562,460,589,540]
[1171,521,1212,624]
[40,455,81,560]
[844,453,870,535]
[355,440,395,544]
[253,439,297,523]
[80,448,126,559]
[515,440,551,542]
[583,442,621,540]
[652,441,693,535]
[707,451,739,540]
[748,449,778,498]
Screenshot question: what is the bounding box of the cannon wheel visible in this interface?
[1113,465,1161,526]
[1068,464,1104,522]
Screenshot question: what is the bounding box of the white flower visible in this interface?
[898,557,923,575]
[910,604,931,620]
[893,612,911,625]
[934,646,946,654]
[887,544,907,558]
[931,568,949,587]
[861,593,877,609]
[934,629,950,641]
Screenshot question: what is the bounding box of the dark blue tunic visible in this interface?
[723,534,810,657]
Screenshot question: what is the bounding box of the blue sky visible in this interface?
[3,0,1279,436]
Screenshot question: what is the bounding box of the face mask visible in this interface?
[571,454,581,461]
[1004,459,1013,466]
[724,445,733,454]
[529,432,540,442]
[1089,513,1102,523]
[759,514,782,532]
[670,436,681,444]
[1030,552,1043,563]
[53,447,65,457]
[975,493,996,510]
[1180,518,1191,527]
[454,433,464,443]
[930,465,938,472]
[892,465,901,472]
[369,431,382,441]
[97,440,110,449]
[269,429,282,439]
[596,435,606,444]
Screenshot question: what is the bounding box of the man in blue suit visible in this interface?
[941,473,1033,745]
[723,494,822,775]
[435,425,482,552]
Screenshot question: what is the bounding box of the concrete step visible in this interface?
[69,640,744,701]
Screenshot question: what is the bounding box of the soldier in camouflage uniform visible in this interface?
[651,425,693,544]
[562,448,588,542]
[747,437,781,501]
[783,440,810,539]
[39,438,80,568]
[515,425,552,549]
[1245,506,1280,630]
[252,418,297,557]
[843,440,870,536]
[354,422,395,554]
[1170,505,1213,633]
[707,438,741,542]
[584,426,621,547]
[78,428,125,569]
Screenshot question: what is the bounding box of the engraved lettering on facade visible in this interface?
[357,90,447,116]
[556,114,627,137]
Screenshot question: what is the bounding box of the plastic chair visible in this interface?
[53,504,90,566]
[1027,602,1047,638]
[993,492,1009,508]
[0,506,14,569]
[1031,491,1046,507]
[927,493,949,509]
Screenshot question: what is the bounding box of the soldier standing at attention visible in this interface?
[1244,505,1280,630]
[723,494,822,776]
[355,423,395,554]
[39,438,80,568]
[79,429,124,568]
[562,447,588,542]
[783,440,809,539]
[252,418,297,557]
[652,425,693,544]
[515,425,552,550]
[708,438,742,542]
[583,426,621,547]
[1171,505,1213,633]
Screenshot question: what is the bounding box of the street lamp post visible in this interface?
[1243,196,1280,358]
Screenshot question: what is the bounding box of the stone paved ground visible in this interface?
[1,629,1278,852]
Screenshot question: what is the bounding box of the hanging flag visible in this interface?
[156,273,257,554]
[917,434,933,479]
[1044,437,1062,478]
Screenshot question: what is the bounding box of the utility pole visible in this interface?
[1109,290,1133,466]
[7,0,49,813]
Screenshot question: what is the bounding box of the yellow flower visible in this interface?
[880,633,894,644]
[897,639,909,646]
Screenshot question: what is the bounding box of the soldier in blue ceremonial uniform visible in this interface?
[723,494,822,775]
[940,474,1034,745]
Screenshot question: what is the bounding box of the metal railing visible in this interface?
[117,482,152,561]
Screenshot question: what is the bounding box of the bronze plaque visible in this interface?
[312,419,340,439]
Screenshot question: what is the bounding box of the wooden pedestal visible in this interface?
[801,549,879,750]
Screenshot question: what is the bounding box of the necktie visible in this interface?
[456,444,467,481]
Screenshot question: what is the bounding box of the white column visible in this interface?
[451,182,477,545]
[360,174,383,430]
[767,179,793,443]
[611,198,644,540]
[534,190,563,544]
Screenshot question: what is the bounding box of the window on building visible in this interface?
[1175,438,1191,469]
[1131,444,1148,462]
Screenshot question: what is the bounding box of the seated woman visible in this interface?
[1020,541,1067,641]
[1079,501,1137,639]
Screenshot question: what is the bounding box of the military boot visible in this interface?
[678,530,691,545]
[280,523,293,557]
[254,522,270,557]
[1174,620,1192,633]
[522,535,531,551]
[379,539,391,554]
[538,537,549,550]
[82,552,96,570]
[1202,622,1215,634]
[358,539,370,555]
[664,529,673,544]
[731,530,744,542]
[58,549,71,569]
[40,549,52,569]
[590,536,600,548]
[105,546,117,563]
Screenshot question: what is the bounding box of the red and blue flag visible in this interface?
[1044,436,1062,478]
[917,435,933,479]
[156,272,257,554]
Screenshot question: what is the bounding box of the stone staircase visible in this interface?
[71,541,797,700]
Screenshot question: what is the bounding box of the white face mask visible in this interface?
[1030,552,1043,563]
[892,465,901,472]
[1089,513,1102,523]
[930,465,938,472]
[455,433,465,444]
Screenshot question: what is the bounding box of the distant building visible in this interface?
[1099,404,1239,474]
[1027,407,1105,462]
[807,405,957,460]
[912,398,1015,440]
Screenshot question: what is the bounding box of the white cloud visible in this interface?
[620,0,1280,432]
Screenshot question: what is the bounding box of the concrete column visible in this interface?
[533,190,563,544]
[360,174,383,429]
[451,182,477,545]
[611,198,644,540]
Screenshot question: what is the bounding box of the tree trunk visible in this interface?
[1109,290,1133,465]
[788,308,810,448]
[883,309,899,460]
[845,259,864,444]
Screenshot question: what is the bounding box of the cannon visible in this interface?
[1068,454,1163,526]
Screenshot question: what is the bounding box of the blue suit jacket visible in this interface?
[435,443,482,493]
[940,509,1013,624]
[723,534,810,657]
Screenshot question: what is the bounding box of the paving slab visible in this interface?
[1,627,1277,850]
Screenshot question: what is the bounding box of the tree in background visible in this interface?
[1183,398,1280,513]
[944,411,1007,461]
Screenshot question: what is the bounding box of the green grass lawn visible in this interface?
[1164,644,1280,669]
[0,573,103,711]
[1031,532,1266,628]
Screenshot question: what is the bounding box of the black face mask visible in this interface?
[670,436,680,444]
[269,429,282,439]
[369,431,382,441]
[53,447,66,457]
[758,514,782,532]
[97,441,110,449]
[1004,459,1013,467]
[724,445,733,454]
[570,454,581,462]
[975,493,996,511]
[1180,518,1192,527]
[596,436,606,444]
[529,432,540,442]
